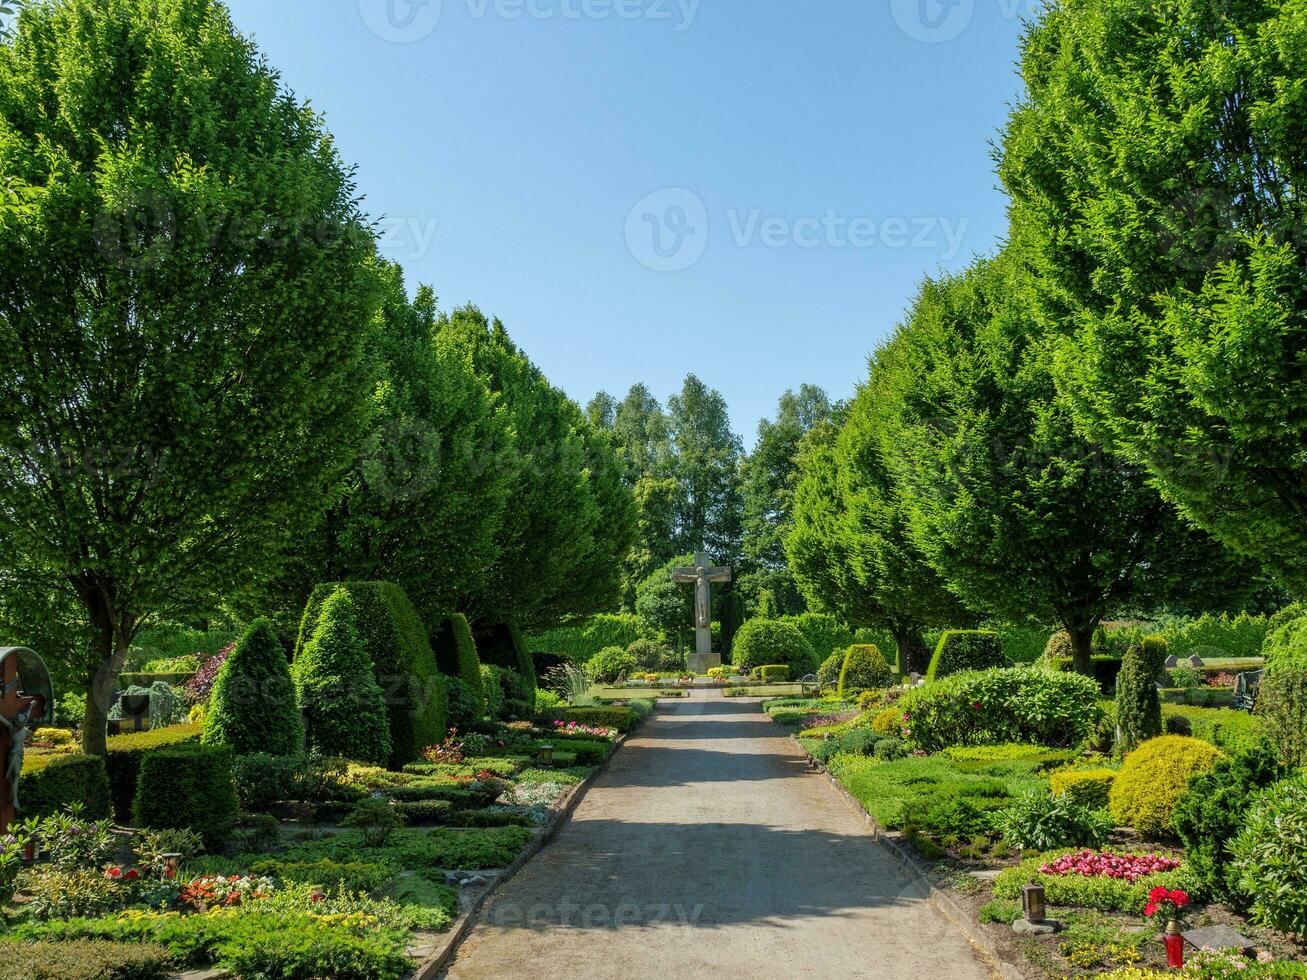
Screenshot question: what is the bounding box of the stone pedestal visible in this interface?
[687,625,721,674]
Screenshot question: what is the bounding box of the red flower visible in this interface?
[1144,902,1159,917]
[106,867,122,879]
[1149,886,1170,902]
[124,868,139,881]
[1170,890,1189,907]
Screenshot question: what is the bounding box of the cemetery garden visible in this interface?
[3,0,1307,977]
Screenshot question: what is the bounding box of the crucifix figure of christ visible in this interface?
[672,552,731,672]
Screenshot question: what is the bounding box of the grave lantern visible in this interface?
[1020,884,1046,924]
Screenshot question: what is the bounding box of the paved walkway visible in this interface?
[444,693,992,980]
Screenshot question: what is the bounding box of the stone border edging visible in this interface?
[411,717,642,979]
[788,734,1028,980]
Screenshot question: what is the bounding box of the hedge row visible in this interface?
[21,753,111,819]
[105,724,202,821]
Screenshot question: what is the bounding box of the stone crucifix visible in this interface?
[672,552,731,673]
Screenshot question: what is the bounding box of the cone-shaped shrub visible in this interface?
[202,618,301,756]
[838,644,892,696]
[1115,636,1165,753]
[293,591,391,764]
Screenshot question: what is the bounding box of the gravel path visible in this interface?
[443,692,993,979]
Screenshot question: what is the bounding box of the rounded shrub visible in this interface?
[817,651,843,689]
[203,618,301,756]
[837,644,892,696]
[627,638,670,671]
[1257,665,1307,770]
[1174,743,1283,904]
[1230,775,1307,936]
[926,630,1005,681]
[292,590,392,765]
[1115,637,1165,753]
[899,667,1101,751]
[132,745,238,851]
[731,619,816,676]
[759,664,791,683]
[1043,630,1074,660]
[871,706,904,737]
[586,646,637,683]
[1048,769,1117,810]
[1109,735,1225,840]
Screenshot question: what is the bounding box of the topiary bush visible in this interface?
[585,646,637,683]
[1109,735,1225,840]
[1115,636,1166,753]
[21,754,111,819]
[898,668,1100,751]
[132,745,238,851]
[1230,775,1307,936]
[292,591,392,765]
[837,644,892,696]
[817,651,843,689]
[1257,666,1307,770]
[203,618,301,756]
[297,583,445,766]
[473,621,537,707]
[431,613,485,717]
[103,724,202,821]
[1048,769,1116,810]
[759,664,791,683]
[480,664,506,720]
[926,631,1005,681]
[731,619,816,676]
[1174,742,1283,904]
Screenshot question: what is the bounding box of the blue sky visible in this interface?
[223,0,1033,445]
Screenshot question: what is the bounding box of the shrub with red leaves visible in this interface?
[183,642,233,705]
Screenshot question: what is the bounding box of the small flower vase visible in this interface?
[1164,920,1185,969]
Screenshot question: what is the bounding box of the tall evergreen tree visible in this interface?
[667,374,744,563]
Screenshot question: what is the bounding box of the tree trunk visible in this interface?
[893,627,931,678]
[79,587,133,758]
[1068,623,1096,678]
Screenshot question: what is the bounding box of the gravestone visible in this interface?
[671,552,731,674]
[1164,655,1179,669]
[1188,654,1205,667]
[1183,925,1254,954]
[0,648,54,831]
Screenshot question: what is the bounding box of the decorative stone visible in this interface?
[1183,925,1254,954]
[1012,917,1063,935]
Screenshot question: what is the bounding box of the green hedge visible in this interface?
[104,724,202,821]
[293,590,391,765]
[526,613,645,664]
[759,664,791,683]
[1049,654,1124,693]
[0,939,173,980]
[473,621,536,706]
[132,745,238,851]
[203,618,301,756]
[117,671,195,688]
[554,706,637,732]
[297,582,444,766]
[926,631,1005,681]
[780,613,856,663]
[899,668,1102,751]
[432,613,485,717]
[21,753,111,819]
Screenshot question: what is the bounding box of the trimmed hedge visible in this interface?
[926,631,1005,681]
[297,582,444,766]
[473,621,537,706]
[1109,735,1225,840]
[432,613,485,717]
[203,618,301,756]
[1049,654,1124,693]
[104,724,202,821]
[526,612,645,664]
[555,706,637,732]
[1162,705,1265,755]
[132,745,238,851]
[1115,636,1165,752]
[838,644,892,696]
[21,754,111,819]
[731,619,816,675]
[759,664,790,683]
[293,590,391,765]
[1049,769,1116,809]
[0,939,173,980]
[898,668,1101,751]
